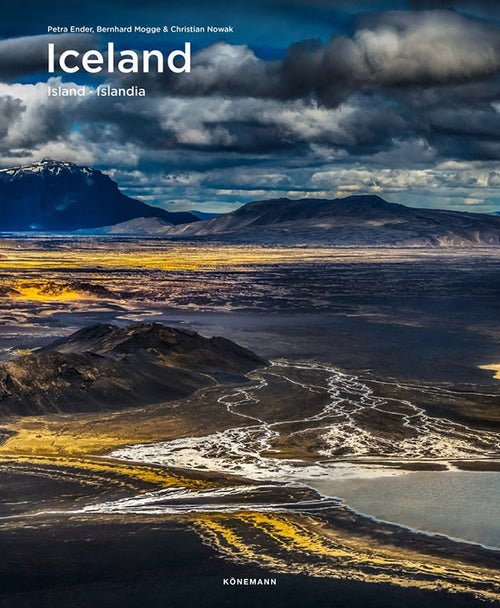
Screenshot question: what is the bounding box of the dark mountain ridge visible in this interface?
[0,160,197,231]
[0,323,267,416]
[169,195,500,246]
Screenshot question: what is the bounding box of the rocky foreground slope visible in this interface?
[0,323,266,416]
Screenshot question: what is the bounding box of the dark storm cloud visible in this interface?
[409,0,500,13]
[388,77,500,160]
[396,79,500,110]
[427,108,500,139]
[0,34,95,80]
[111,10,499,109]
[351,11,500,82]
[72,93,405,155]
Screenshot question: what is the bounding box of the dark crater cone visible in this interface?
[0,323,267,416]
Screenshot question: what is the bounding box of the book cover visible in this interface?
[0,1,498,607]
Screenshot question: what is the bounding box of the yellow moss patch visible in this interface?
[11,281,83,301]
[0,246,473,273]
[479,363,500,380]
[192,512,500,602]
[0,407,186,458]
[0,454,211,491]
[0,409,218,492]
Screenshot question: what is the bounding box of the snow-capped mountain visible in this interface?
[0,160,197,231]
[0,160,95,181]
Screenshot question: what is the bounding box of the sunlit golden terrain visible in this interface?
[194,512,500,600]
[479,364,500,380]
[0,239,498,271]
[11,281,83,301]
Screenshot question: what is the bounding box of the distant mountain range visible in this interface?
[169,195,500,247]
[0,160,197,231]
[0,160,498,246]
[0,323,266,416]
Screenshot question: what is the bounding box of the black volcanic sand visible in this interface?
[0,518,491,608]
[155,302,500,385]
[0,471,106,517]
[0,466,175,518]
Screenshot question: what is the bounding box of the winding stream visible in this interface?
[101,361,500,547]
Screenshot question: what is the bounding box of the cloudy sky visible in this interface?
[0,0,499,213]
